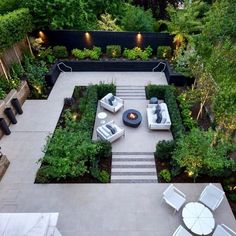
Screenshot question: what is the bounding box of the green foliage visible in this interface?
[36,85,114,183]
[0,8,33,52]
[10,62,25,80]
[38,47,56,64]
[172,128,235,181]
[159,169,171,182]
[22,55,48,98]
[52,46,68,58]
[0,74,20,94]
[123,46,153,60]
[106,45,122,58]
[157,46,172,60]
[98,13,122,31]
[21,0,96,30]
[0,88,6,99]
[72,47,102,60]
[155,140,175,161]
[121,4,155,32]
[145,85,185,139]
[96,83,116,100]
[177,93,197,130]
[0,0,21,14]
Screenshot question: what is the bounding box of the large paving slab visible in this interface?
[93,100,173,153]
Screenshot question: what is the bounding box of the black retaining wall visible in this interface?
[45,60,194,87]
[40,30,173,52]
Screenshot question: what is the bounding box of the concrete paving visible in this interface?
[0,72,235,235]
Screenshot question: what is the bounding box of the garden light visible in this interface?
[136,32,142,47]
[84,32,92,46]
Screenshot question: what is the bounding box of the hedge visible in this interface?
[0,0,20,14]
[145,84,185,139]
[0,8,33,52]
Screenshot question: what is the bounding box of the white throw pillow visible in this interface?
[112,98,118,107]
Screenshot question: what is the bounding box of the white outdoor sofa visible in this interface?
[162,184,186,214]
[100,93,124,113]
[96,120,125,143]
[199,183,225,211]
[173,225,193,236]
[147,103,171,130]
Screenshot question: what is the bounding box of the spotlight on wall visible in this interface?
[38,31,46,41]
[84,32,92,46]
[136,32,142,47]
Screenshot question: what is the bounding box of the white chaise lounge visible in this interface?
[100,93,124,113]
[213,224,236,236]
[173,225,193,236]
[96,120,125,143]
[147,103,171,130]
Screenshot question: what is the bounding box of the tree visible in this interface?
[98,13,122,31]
[172,128,235,182]
[121,4,155,32]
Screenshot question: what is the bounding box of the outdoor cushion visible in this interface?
[97,127,110,138]
[161,110,167,123]
[102,126,112,135]
[108,96,115,106]
[112,98,118,107]
[156,112,162,123]
[106,124,117,134]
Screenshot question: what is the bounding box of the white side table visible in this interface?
[97,112,107,125]
[182,202,215,235]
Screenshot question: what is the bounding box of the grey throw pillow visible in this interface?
[108,95,115,106]
[106,124,117,134]
[154,104,161,114]
[156,112,162,123]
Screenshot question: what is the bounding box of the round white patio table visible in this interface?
[182,202,215,235]
[97,112,107,124]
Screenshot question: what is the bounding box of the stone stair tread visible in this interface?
[112,168,156,172]
[112,161,155,165]
[111,175,157,180]
[111,172,157,176]
[112,158,154,162]
[112,164,156,168]
[111,179,158,183]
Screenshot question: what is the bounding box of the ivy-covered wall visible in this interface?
[0,8,33,53]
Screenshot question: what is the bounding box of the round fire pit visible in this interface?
[122,109,142,127]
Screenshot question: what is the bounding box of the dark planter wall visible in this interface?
[40,30,173,52]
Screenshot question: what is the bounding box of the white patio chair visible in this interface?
[162,184,186,214]
[213,224,236,236]
[96,120,125,143]
[100,93,124,113]
[173,225,193,236]
[199,183,225,211]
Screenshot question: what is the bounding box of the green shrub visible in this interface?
[177,93,197,130]
[96,83,116,100]
[10,62,25,80]
[155,140,175,161]
[0,0,21,14]
[145,84,167,99]
[106,45,122,58]
[0,88,6,99]
[98,170,110,183]
[160,169,172,182]
[72,49,86,59]
[95,140,112,160]
[157,46,172,59]
[229,194,236,202]
[0,75,20,93]
[0,8,33,52]
[72,47,102,60]
[53,46,68,58]
[123,46,153,60]
[122,5,155,32]
[38,47,56,64]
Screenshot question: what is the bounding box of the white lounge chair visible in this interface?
[162,184,186,213]
[96,120,125,143]
[213,224,236,236]
[173,225,193,236]
[199,183,225,211]
[100,93,124,113]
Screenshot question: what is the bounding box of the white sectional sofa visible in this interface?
[100,93,124,113]
[146,103,171,130]
[96,120,125,143]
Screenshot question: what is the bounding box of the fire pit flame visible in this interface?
[128,112,137,120]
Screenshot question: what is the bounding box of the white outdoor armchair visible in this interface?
[199,183,225,211]
[96,120,125,143]
[100,93,124,113]
[162,184,186,214]
[173,225,193,236]
[213,224,236,236]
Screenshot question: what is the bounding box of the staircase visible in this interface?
[111,153,158,183]
[116,86,146,100]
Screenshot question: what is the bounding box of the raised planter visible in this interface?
[45,60,195,87]
[0,155,10,181]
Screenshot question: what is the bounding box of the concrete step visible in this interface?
[111,175,157,180]
[112,158,154,162]
[112,161,155,166]
[119,97,146,100]
[111,179,158,183]
[112,164,156,168]
[112,168,156,173]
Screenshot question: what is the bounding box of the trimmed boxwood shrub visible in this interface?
[52,45,68,58]
[155,140,175,161]
[145,84,185,139]
[96,83,116,100]
[0,8,33,52]
[106,45,121,58]
[72,46,102,60]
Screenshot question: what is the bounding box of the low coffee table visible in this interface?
[122,109,142,127]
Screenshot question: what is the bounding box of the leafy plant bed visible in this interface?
[35,84,115,184]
